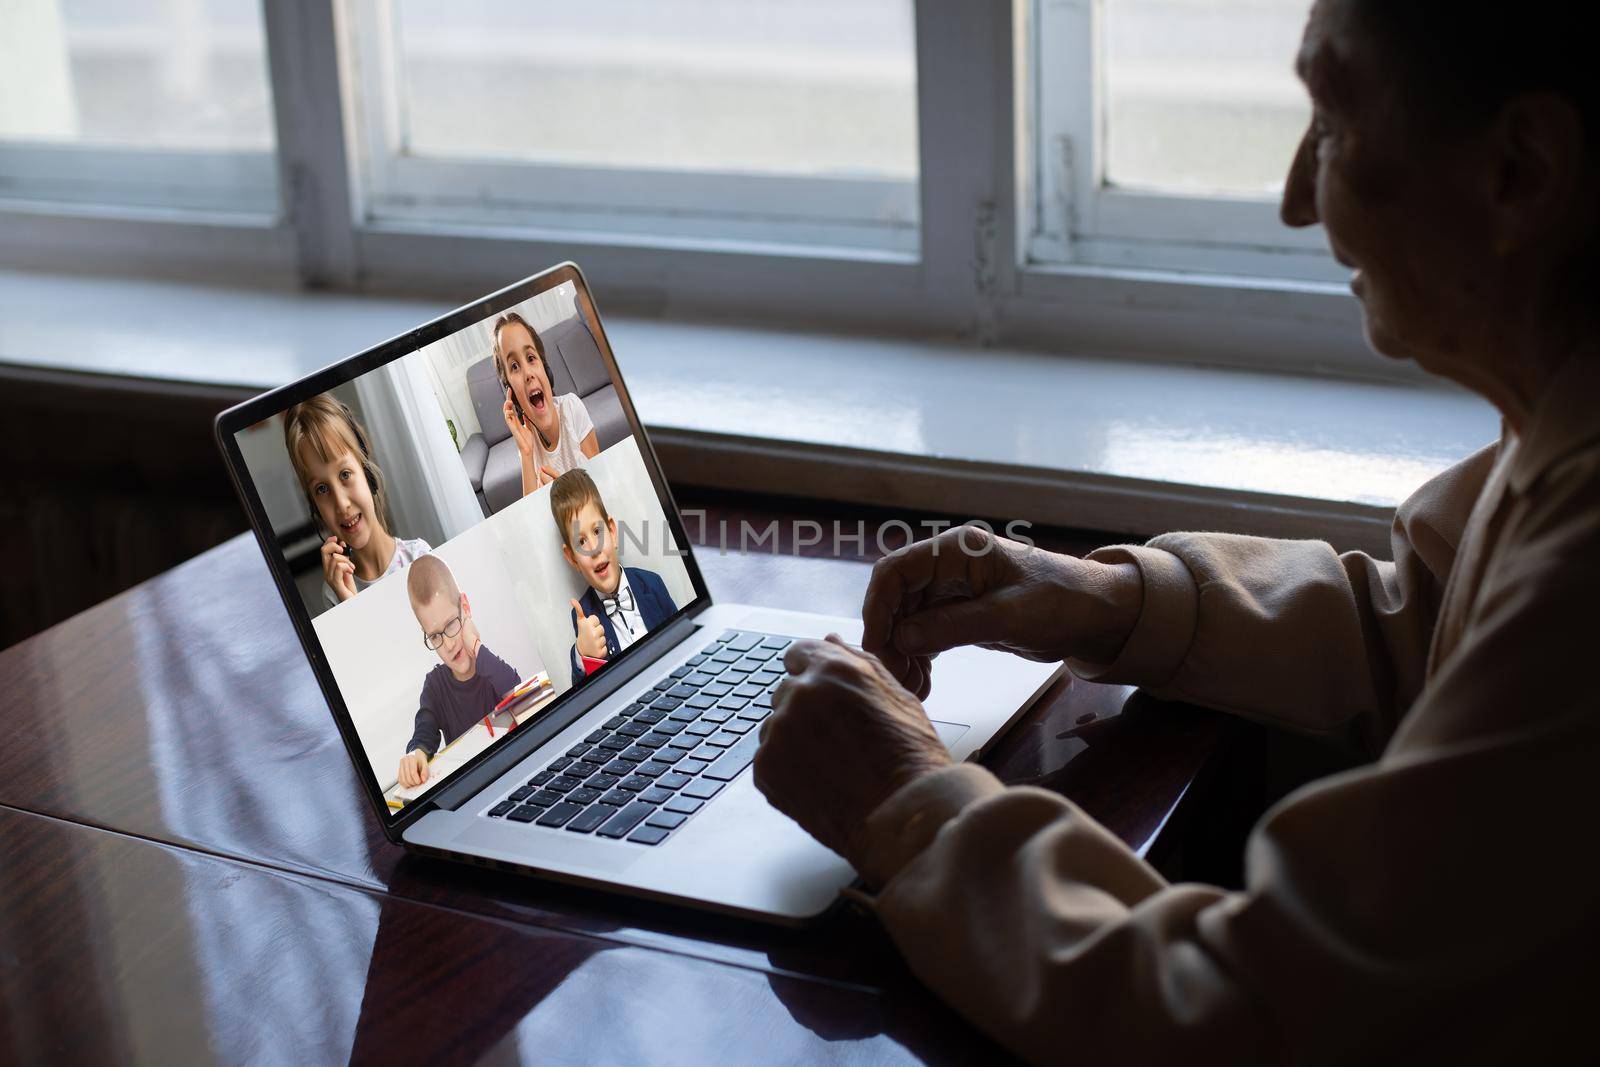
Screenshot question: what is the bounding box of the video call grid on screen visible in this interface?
[229,268,704,821]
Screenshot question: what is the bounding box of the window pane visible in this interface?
[1103,0,1308,197]
[391,0,917,180]
[0,0,274,151]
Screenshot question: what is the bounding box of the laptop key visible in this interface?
[702,708,734,723]
[527,769,556,787]
[623,702,650,716]
[666,734,700,751]
[488,800,517,817]
[597,802,655,838]
[670,665,693,679]
[682,778,725,800]
[724,719,755,735]
[685,694,718,710]
[509,786,535,802]
[597,735,630,752]
[566,805,612,834]
[621,745,656,763]
[568,742,593,758]
[653,719,687,735]
[759,637,792,650]
[549,756,575,772]
[529,789,565,807]
[618,722,648,738]
[636,761,673,778]
[664,796,703,815]
[567,787,602,806]
[735,706,770,722]
[603,715,629,730]
[599,789,632,806]
[686,721,717,737]
[657,772,692,790]
[603,758,637,776]
[635,708,668,724]
[507,804,542,822]
[547,775,585,793]
[646,810,687,830]
[727,633,761,652]
[706,732,740,749]
[618,775,652,792]
[537,801,586,828]
[628,825,672,846]
[586,772,622,790]
[649,695,682,712]
[643,731,675,748]
[639,787,673,805]
[701,731,761,782]
[678,758,711,777]
[704,682,734,697]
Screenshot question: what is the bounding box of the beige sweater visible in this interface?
[859,355,1600,1065]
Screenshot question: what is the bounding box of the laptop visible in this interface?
[215,262,1062,924]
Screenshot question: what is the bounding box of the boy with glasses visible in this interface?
[396,554,520,790]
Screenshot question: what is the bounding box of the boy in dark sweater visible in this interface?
[396,554,519,789]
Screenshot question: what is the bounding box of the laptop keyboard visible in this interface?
[483,630,791,846]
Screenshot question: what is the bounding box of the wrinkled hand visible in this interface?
[321,536,357,602]
[572,599,608,661]
[753,636,951,872]
[862,525,1143,698]
[397,749,430,789]
[503,389,537,457]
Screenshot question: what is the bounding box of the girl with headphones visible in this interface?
[283,394,432,608]
[492,311,600,501]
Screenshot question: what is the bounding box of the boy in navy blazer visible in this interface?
[551,468,677,688]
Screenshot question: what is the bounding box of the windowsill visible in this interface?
[0,268,1497,554]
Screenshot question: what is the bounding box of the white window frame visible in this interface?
[342,0,919,255]
[1024,0,1338,282]
[0,0,1388,384]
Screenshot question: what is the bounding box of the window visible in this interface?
[1027,0,1339,281]
[345,0,920,253]
[0,0,278,215]
[0,1,1373,378]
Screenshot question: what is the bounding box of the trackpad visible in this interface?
[931,720,969,751]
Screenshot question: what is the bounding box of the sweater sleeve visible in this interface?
[1068,441,1497,753]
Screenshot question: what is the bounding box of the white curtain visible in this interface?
[352,354,486,547]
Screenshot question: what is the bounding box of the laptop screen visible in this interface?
[225,266,704,823]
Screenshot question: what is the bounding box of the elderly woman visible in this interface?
[753,0,1598,1062]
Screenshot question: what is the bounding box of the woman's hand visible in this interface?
[321,536,358,602]
[572,599,608,661]
[534,464,560,488]
[753,636,951,874]
[397,749,430,789]
[502,389,537,457]
[861,525,1143,698]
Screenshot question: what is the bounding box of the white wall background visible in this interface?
[312,515,549,788]
[418,280,581,450]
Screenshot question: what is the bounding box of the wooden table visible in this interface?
[0,534,1224,1064]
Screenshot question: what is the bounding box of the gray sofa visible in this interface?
[459,314,629,515]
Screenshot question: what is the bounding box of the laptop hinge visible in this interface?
[426,614,705,813]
